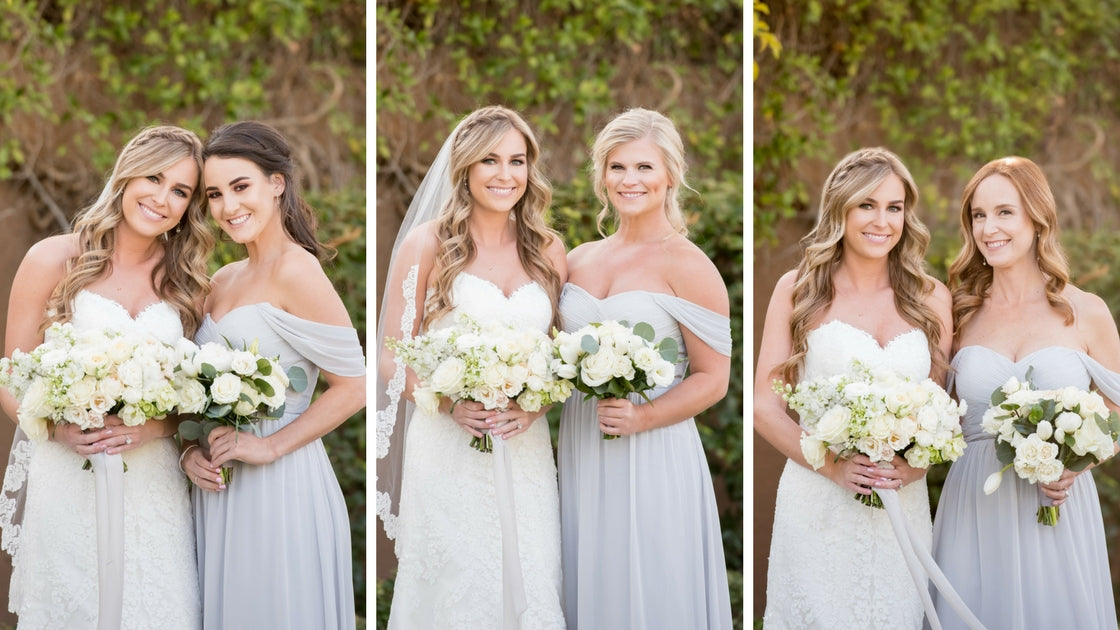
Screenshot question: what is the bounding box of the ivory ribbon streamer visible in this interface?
[90,451,125,630]
[877,488,987,630]
[491,433,527,629]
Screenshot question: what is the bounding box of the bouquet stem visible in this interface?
[602,433,619,440]
[1037,484,1060,526]
[856,461,892,509]
[470,432,493,453]
[220,465,234,486]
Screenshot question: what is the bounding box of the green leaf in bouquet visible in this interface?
[580,334,599,354]
[994,439,1016,466]
[1107,410,1120,437]
[266,403,286,419]
[1064,432,1078,448]
[205,403,232,418]
[287,365,309,393]
[177,419,203,441]
[200,363,217,379]
[256,358,273,376]
[1039,399,1056,420]
[658,337,679,363]
[990,387,1008,406]
[632,322,655,342]
[254,378,275,397]
[1067,455,1095,472]
[1027,404,1044,423]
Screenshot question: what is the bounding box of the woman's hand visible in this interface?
[487,401,545,440]
[181,444,225,492]
[825,453,918,495]
[50,422,114,456]
[206,425,279,468]
[88,415,170,455]
[597,397,648,438]
[1040,468,1079,506]
[447,399,491,438]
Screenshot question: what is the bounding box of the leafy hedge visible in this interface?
[1,0,367,618]
[377,0,743,627]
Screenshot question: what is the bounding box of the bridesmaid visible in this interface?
[557,108,733,629]
[932,156,1119,629]
[179,121,366,629]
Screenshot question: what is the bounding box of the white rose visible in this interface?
[800,435,827,470]
[904,447,931,469]
[413,387,440,415]
[866,414,894,441]
[67,377,98,409]
[516,389,544,413]
[194,342,233,373]
[117,359,144,389]
[176,379,208,414]
[17,380,52,422]
[649,361,675,388]
[429,357,467,394]
[63,405,93,429]
[230,351,259,376]
[1000,376,1023,395]
[18,415,49,442]
[80,347,111,376]
[118,404,147,427]
[153,382,179,413]
[813,406,852,444]
[210,373,243,405]
[579,351,616,387]
[612,356,636,381]
[234,381,259,416]
[1055,411,1083,434]
[1034,457,1064,484]
[121,386,143,406]
[98,377,124,402]
[88,391,115,416]
[105,338,134,364]
[481,362,508,389]
[555,332,583,366]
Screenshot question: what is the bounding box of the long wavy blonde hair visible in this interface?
[45,125,214,337]
[948,156,1072,335]
[425,106,563,331]
[590,107,692,237]
[777,147,947,383]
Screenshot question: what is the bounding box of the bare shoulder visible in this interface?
[543,232,568,279]
[275,247,353,327]
[566,238,607,273]
[396,220,441,264]
[926,276,953,319]
[22,234,78,268]
[665,237,729,316]
[1068,284,1115,331]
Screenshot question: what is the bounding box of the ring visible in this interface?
[125,436,132,445]
[517,422,523,429]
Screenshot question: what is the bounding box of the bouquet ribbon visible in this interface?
[877,489,987,630]
[492,434,528,628]
[90,451,125,630]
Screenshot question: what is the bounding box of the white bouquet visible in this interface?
[0,322,182,463]
[981,368,1120,525]
[551,320,679,439]
[774,358,967,507]
[174,339,308,484]
[388,313,573,452]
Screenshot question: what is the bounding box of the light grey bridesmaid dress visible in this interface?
[192,303,365,630]
[557,283,733,630]
[932,346,1118,630]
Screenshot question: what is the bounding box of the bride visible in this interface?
[376,106,567,628]
[0,125,211,628]
[753,147,953,629]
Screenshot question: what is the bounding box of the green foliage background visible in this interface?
[755,0,1120,619]
[377,1,744,627]
[0,0,367,621]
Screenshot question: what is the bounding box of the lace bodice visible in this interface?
[70,289,183,343]
[804,319,930,382]
[429,272,552,334]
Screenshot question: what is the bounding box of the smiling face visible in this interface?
[969,173,1037,268]
[203,156,285,244]
[603,137,670,220]
[841,172,905,261]
[118,156,197,239]
[466,127,528,216]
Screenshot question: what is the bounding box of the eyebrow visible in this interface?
[863,196,905,206]
[487,152,526,159]
[204,175,251,193]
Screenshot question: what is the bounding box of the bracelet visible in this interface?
[178,445,199,474]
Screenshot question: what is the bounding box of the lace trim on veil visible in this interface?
[375,264,418,541]
[0,432,33,557]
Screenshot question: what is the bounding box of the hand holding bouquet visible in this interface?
[981,368,1120,525]
[174,339,308,484]
[774,359,967,507]
[388,313,573,452]
[0,322,182,463]
[551,320,679,439]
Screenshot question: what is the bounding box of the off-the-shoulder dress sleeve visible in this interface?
[258,303,366,377]
[649,294,732,357]
[1078,352,1120,410]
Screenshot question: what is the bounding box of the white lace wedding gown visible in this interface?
[2,290,200,629]
[764,319,932,630]
[388,272,565,629]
